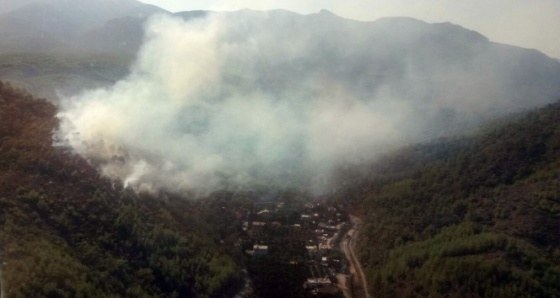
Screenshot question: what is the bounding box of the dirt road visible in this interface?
[340,216,370,298]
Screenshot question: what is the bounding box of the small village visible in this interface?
[237,197,353,297]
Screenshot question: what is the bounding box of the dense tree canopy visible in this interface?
[334,100,560,297]
[2,79,560,297]
[0,81,242,297]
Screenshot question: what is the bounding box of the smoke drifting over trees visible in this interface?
[56,11,560,194]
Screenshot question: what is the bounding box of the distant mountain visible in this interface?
[1,4,560,296]
[0,52,133,100]
[75,10,206,55]
[83,9,559,138]
[0,0,166,53]
[1,8,560,136]
[208,10,560,125]
[76,16,148,55]
[0,0,166,98]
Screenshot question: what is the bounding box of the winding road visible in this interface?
[340,216,370,298]
[1,262,4,298]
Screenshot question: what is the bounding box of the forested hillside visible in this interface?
[0,81,242,297]
[0,53,132,100]
[340,100,560,297]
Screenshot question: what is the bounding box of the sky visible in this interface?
[139,0,560,59]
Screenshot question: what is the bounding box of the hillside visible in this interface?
[0,0,166,100]
[0,0,165,52]
[0,52,133,100]
[0,81,242,297]
[335,100,560,297]
[1,9,560,123]
[75,10,560,117]
[1,4,560,296]
[23,9,558,193]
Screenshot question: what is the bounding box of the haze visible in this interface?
[56,10,560,194]
[139,0,560,59]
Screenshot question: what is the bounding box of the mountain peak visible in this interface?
[373,16,428,26]
[318,9,336,16]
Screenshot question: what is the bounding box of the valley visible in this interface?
[1,1,560,297]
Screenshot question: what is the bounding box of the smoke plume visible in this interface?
[56,11,560,194]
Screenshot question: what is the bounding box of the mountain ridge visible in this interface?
[0,0,166,53]
[2,8,559,147]
[0,3,559,296]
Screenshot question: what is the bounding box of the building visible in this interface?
[252,221,266,228]
[306,245,318,256]
[303,277,334,289]
[253,244,269,256]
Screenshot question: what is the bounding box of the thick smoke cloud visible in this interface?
[56,12,560,194]
[57,13,408,193]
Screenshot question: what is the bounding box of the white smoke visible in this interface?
[56,13,408,193]
[56,11,560,194]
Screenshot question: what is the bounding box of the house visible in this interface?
[304,277,338,295]
[253,244,269,256]
[319,243,331,251]
[303,277,334,289]
[306,245,318,256]
[252,221,266,227]
[321,256,328,266]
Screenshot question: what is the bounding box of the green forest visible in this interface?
[0,81,242,297]
[2,78,560,297]
[337,100,560,297]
